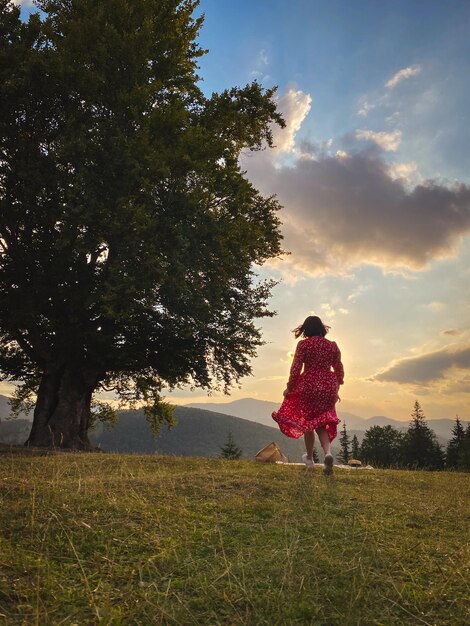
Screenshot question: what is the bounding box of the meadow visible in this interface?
[0,452,469,625]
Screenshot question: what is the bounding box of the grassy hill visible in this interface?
[0,452,468,625]
[0,405,362,460]
[90,406,308,461]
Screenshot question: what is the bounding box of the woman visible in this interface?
[272,315,344,474]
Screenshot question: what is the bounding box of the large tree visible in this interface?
[0,0,285,448]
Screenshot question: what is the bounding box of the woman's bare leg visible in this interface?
[316,426,331,456]
[316,426,334,475]
[304,430,315,460]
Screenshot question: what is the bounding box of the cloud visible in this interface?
[250,49,270,82]
[321,303,336,318]
[442,329,461,336]
[385,64,422,89]
[426,301,446,312]
[271,89,312,154]
[357,101,376,118]
[243,87,470,275]
[258,49,268,66]
[245,147,470,274]
[356,65,422,119]
[445,376,470,394]
[319,303,349,319]
[355,129,402,151]
[388,161,419,184]
[373,344,470,385]
[347,285,371,302]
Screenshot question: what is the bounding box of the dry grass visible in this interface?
[0,453,469,625]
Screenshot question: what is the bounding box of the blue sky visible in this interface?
[12,0,470,421]
[191,0,470,420]
[196,0,470,181]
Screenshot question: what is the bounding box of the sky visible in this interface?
[11,0,470,421]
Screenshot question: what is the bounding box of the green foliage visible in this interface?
[446,416,466,468]
[88,400,118,431]
[219,430,242,460]
[337,422,350,464]
[6,380,37,419]
[0,0,285,435]
[1,453,469,625]
[360,425,404,468]
[402,401,444,470]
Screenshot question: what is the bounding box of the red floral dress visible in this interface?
[272,336,344,441]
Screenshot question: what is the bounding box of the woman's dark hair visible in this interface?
[293,315,330,338]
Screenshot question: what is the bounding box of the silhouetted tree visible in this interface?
[446,416,465,469]
[359,425,404,468]
[402,401,444,470]
[0,0,284,449]
[220,431,242,460]
[351,434,360,459]
[457,424,470,471]
[338,423,350,464]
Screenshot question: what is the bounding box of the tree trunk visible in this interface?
[25,364,103,450]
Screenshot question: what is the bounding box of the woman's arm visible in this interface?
[332,343,344,385]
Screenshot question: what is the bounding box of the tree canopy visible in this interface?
[359,425,404,468]
[0,0,285,448]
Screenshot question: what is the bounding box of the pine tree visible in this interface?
[351,434,360,459]
[446,416,465,469]
[338,423,350,464]
[402,401,444,470]
[219,431,242,460]
[457,424,470,471]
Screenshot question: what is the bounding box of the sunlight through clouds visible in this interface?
[245,137,470,275]
[373,344,470,386]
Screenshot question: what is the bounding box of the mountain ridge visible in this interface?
[0,394,460,451]
[186,397,459,441]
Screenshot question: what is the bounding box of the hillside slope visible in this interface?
[90,406,309,460]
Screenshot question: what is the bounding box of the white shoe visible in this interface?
[302,453,314,468]
[324,454,334,476]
